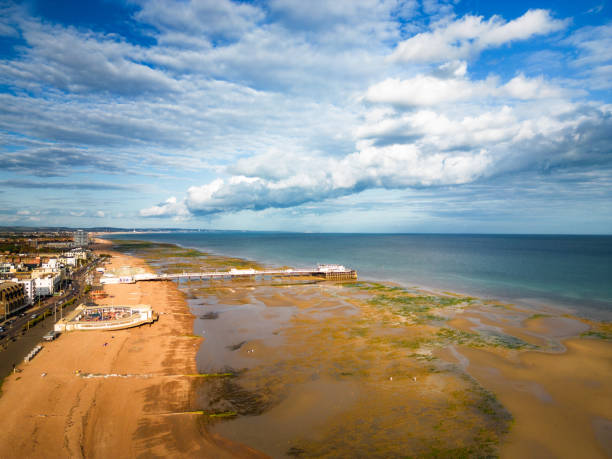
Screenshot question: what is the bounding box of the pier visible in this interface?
[100,264,357,284]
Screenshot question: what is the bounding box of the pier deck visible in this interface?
[100,264,357,284]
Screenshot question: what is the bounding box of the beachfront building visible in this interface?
[33,273,61,296]
[0,282,26,319]
[54,304,156,332]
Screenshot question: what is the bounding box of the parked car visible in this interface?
[42,330,59,341]
[30,313,38,319]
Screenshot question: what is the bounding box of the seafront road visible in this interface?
[0,261,98,381]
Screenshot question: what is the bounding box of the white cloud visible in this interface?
[139,196,190,219]
[565,24,612,89]
[134,0,264,40]
[181,143,493,215]
[0,18,180,96]
[365,74,483,107]
[502,74,564,100]
[364,65,566,108]
[95,211,105,218]
[268,0,415,43]
[391,9,567,63]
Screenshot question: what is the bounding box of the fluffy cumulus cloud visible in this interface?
[364,66,567,107]
[391,9,568,63]
[151,4,608,219]
[140,197,190,220]
[183,144,493,215]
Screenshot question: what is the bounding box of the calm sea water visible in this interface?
[110,232,612,319]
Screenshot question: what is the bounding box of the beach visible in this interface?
[0,241,263,458]
[0,238,610,457]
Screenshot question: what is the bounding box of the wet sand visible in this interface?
[441,312,612,458]
[0,243,264,458]
[188,279,611,458]
[190,282,513,457]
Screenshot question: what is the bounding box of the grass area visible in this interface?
[435,327,532,350]
[369,293,474,313]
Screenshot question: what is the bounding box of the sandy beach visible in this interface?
[0,242,264,458]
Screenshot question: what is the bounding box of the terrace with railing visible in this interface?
[55,304,156,332]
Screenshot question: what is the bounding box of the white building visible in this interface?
[34,273,61,296]
[11,278,36,305]
[64,248,91,262]
[42,258,58,269]
[59,256,77,266]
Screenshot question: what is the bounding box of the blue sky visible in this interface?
[0,0,611,233]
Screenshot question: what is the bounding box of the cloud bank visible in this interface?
[0,1,610,231]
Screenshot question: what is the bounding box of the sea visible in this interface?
[109,232,612,320]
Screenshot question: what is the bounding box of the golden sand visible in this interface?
[0,243,264,458]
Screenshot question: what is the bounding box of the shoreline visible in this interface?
[0,239,264,458]
[1,237,609,456]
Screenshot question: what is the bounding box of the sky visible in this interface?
[0,0,611,233]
